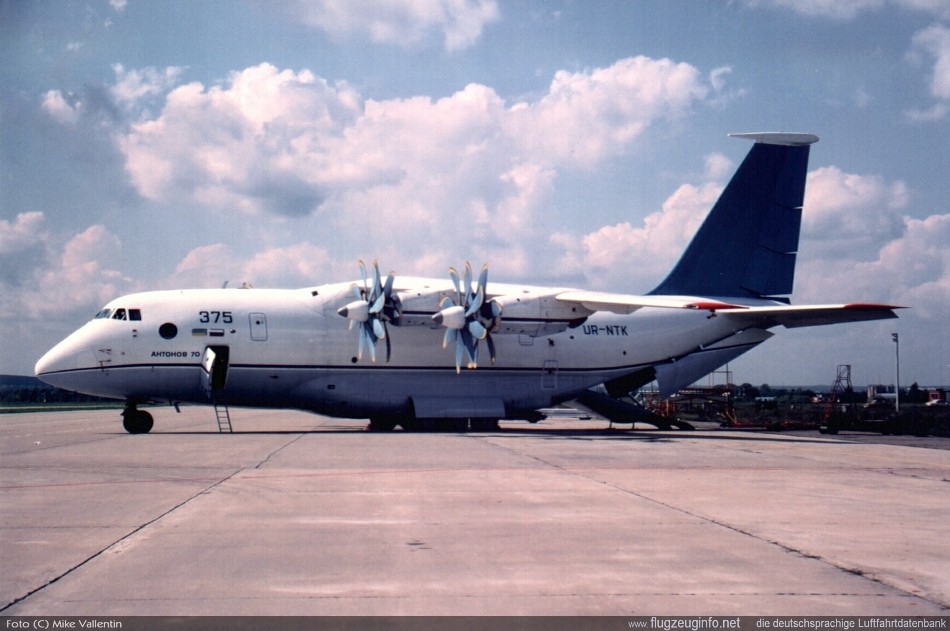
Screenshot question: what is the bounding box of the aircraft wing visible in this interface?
[555,291,745,314]
[720,303,903,329]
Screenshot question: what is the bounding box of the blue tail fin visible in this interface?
[649,133,817,300]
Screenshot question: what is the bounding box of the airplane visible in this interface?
[35,132,901,434]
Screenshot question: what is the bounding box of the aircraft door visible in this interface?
[249,313,268,341]
[201,345,230,399]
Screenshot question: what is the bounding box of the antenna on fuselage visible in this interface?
[221,281,229,289]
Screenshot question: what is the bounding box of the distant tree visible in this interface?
[740,383,759,399]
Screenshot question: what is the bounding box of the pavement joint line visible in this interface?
[0,429,309,613]
[253,430,310,469]
[581,474,950,612]
[472,433,950,612]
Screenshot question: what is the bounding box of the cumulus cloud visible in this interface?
[113,57,710,272]
[0,216,133,319]
[0,212,50,285]
[546,158,931,301]
[551,180,722,292]
[284,0,500,51]
[165,242,334,289]
[796,212,950,320]
[906,23,950,121]
[111,64,183,109]
[510,57,707,167]
[801,166,909,259]
[41,90,81,125]
[118,64,362,215]
[707,66,747,109]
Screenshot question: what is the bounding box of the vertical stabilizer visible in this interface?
[649,133,818,299]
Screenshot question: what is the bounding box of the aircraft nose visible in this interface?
[35,346,63,379]
[35,343,73,384]
[34,331,91,388]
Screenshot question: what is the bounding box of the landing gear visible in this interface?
[368,416,399,432]
[122,405,154,434]
[470,418,500,431]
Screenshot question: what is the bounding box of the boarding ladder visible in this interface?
[214,403,233,433]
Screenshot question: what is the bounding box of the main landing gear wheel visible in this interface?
[122,407,154,434]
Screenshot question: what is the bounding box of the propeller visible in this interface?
[337,260,400,362]
[432,262,502,373]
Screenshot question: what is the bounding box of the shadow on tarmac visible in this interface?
[127,425,851,446]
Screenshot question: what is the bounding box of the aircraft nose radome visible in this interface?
[34,334,84,384]
[35,346,64,382]
[35,352,49,377]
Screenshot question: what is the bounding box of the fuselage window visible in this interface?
[159,323,178,339]
[129,309,142,321]
[112,309,127,320]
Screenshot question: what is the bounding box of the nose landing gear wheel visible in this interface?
[122,407,154,434]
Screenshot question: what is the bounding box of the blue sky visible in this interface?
[2,0,948,387]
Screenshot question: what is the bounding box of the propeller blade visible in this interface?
[358,259,368,293]
[443,327,457,349]
[383,271,395,297]
[486,334,496,364]
[468,320,487,340]
[466,284,484,317]
[463,262,473,303]
[448,267,461,302]
[372,260,383,298]
[364,325,377,362]
[370,291,385,314]
[384,323,391,362]
[454,336,465,374]
[357,325,368,360]
[478,264,488,295]
[372,317,386,340]
[460,327,478,366]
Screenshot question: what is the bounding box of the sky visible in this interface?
[2,0,948,388]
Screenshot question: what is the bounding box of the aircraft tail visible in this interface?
[649,133,818,300]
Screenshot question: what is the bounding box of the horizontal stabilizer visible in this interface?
[727,132,819,146]
[555,291,744,314]
[654,328,773,397]
[722,303,902,329]
[574,389,671,426]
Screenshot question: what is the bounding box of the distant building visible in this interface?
[867,384,897,403]
[927,388,947,404]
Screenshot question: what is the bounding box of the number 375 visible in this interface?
[199,310,233,324]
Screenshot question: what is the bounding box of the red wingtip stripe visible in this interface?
[843,303,905,310]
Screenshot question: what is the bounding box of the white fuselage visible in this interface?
[34,279,771,420]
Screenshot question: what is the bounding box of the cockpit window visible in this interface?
[95,307,142,321]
